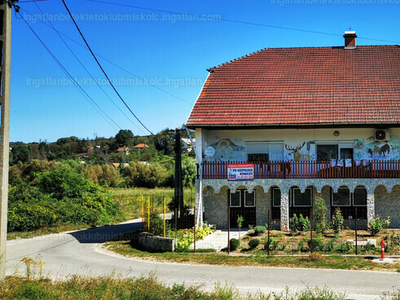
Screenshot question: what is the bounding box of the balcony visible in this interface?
[202,160,400,179]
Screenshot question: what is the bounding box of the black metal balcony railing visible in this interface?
[202,160,400,179]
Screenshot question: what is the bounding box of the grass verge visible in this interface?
[105,241,400,272]
[0,274,351,300]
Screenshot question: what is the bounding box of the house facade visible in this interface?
[186,32,400,231]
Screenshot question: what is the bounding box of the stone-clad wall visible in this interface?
[255,187,270,226]
[199,178,400,229]
[203,186,228,228]
[375,185,400,228]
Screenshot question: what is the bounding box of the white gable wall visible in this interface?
[197,128,400,162]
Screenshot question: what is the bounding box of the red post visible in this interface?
[380,239,386,259]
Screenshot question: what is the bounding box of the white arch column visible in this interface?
[280,190,289,231]
[367,189,375,225]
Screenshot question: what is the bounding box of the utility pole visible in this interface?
[174,129,183,218]
[0,0,14,282]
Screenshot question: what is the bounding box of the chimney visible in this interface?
[343,31,357,49]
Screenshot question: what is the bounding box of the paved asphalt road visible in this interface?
[6,219,400,299]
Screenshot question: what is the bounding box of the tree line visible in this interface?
[9,128,196,189]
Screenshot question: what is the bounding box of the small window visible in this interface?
[230,191,241,207]
[248,153,269,162]
[292,188,312,207]
[340,148,353,160]
[332,187,351,206]
[272,188,281,207]
[244,190,256,207]
[317,145,338,161]
[353,187,367,206]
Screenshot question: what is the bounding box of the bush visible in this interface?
[248,239,260,249]
[290,213,310,233]
[368,216,391,236]
[290,214,300,234]
[334,241,352,252]
[314,197,327,234]
[8,165,120,232]
[307,235,324,251]
[264,236,278,251]
[253,225,266,235]
[229,238,240,251]
[298,214,311,232]
[392,235,400,246]
[142,211,165,236]
[331,208,344,235]
[362,242,376,252]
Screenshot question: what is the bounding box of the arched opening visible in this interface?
[331,185,367,220]
[228,187,256,227]
[289,185,314,219]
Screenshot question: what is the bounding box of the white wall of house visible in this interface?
[196,128,400,163]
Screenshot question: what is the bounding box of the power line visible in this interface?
[61,0,154,135]
[88,0,400,44]
[19,12,121,131]
[19,7,193,106]
[32,0,144,133]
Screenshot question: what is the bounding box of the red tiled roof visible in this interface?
[186,45,400,127]
[134,144,149,148]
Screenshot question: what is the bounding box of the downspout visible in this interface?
[185,126,203,227]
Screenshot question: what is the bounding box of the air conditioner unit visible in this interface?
[374,129,390,141]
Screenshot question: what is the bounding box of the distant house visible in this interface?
[111,163,121,169]
[182,138,195,153]
[87,145,101,154]
[186,31,400,230]
[117,146,130,155]
[134,144,149,150]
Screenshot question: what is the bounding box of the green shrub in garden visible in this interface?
[368,216,390,236]
[173,224,215,252]
[142,211,165,236]
[290,214,310,233]
[248,239,260,249]
[331,208,344,235]
[298,214,311,232]
[290,214,300,234]
[314,197,327,234]
[253,225,266,235]
[307,235,324,251]
[230,238,240,251]
[264,236,278,251]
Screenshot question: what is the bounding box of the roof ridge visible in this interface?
[206,44,400,72]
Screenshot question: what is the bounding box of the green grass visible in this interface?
[108,187,195,221]
[105,241,400,272]
[0,275,351,300]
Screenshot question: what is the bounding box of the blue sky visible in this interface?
[11,0,400,142]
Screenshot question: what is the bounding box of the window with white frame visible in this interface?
[244,190,256,207]
[272,187,281,207]
[353,187,367,206]
[246,142,283,162]
[291,187,313,207]
[316,142,354,161]
[230,190,241,207]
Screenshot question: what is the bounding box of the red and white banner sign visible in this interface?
[227,164,254,181]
